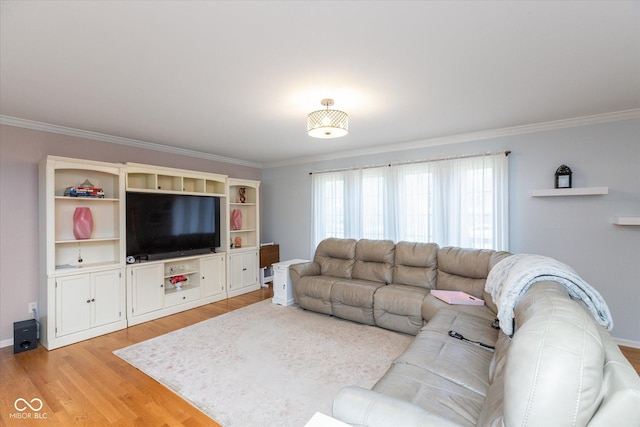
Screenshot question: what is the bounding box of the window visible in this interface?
[312,172,345,241]
[311,153,508,251]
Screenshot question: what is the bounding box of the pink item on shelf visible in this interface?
[431,290,484,306]
[231,209,242,230]
[73,207,93,240]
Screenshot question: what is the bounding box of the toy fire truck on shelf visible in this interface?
[64,179,105,198]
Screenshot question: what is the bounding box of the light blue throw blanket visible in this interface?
[485,254,613,336]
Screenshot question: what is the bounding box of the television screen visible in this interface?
[126,192,221,260]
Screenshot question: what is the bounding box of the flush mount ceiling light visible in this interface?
[307,98,348,138]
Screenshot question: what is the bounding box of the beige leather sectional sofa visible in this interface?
[290,238,640,427]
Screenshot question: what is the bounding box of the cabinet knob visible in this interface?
[242,268,247,271]
[160,284,164,288]
[86,299,91,304]
[91,298,95,302]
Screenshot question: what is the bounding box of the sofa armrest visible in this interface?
[289,261,320,285]
[421,293,446,322]
[333,386,463,427]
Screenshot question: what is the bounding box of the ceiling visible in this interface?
[1,1,639,167]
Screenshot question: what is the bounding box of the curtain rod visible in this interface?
[309,150,510,175]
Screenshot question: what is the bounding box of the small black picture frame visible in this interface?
[555,164,572,188]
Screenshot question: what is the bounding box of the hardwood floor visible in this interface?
[621,345,640,376]
[2,286,640,426]
[0,287,273,427]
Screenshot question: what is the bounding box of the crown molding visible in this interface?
[262,109,640,169]
[0,115,262,169]
[2,109,638,170]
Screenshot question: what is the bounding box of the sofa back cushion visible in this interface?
[352,239,395,283]
[392,241,438,289]
[437,247,510,301]
[314,238,357,278]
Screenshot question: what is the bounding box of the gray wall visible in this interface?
[261,119,640,344]
[0,124,262,345]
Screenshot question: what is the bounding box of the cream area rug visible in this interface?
[114,300,412,427]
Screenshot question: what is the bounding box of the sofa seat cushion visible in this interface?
[294,275,337,315]
[421,308,499,354]
[373,285,429,335]
[370,316,496,426]
[330,278,385,325]
[373,362,483,427]
[396,328,495,397]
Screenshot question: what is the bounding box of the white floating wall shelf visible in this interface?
[613,217,640,226]
[531,187,609,197]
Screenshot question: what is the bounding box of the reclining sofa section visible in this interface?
[290,238,509,335]
[289,238,640,427]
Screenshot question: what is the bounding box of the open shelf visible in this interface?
[164,269,199,278]
[164,284,199,295]
[55,237,120,244]
[531,187,608,197]
[45,158,125,275]
[54,260,122,273]
[55,196,119,202]
[126,163,227,197]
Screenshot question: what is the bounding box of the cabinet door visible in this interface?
[92,269,122,327]
[201,255,225,297]
[130,264,164,316]
[229,253,243,291]
[56,274,91,337]
[229,251,258,291]
[241,251,258,287]
[273,267,288,301]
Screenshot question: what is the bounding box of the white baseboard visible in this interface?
[0,338,13,349]
[615,337,640,349]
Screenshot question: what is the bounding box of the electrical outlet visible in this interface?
[28,302,37,314]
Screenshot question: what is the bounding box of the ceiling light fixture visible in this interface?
[307,98,348,138]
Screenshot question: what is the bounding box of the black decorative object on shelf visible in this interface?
[555,164,572,188]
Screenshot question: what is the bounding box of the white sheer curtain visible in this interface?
[311,153,509,251]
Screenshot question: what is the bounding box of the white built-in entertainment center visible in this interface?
[39,156,260,349]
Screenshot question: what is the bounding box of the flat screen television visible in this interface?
[126,192,221,261]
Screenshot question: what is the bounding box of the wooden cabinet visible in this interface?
[129,263,164,317]
[228,250,259,297]
[202,253,226,298]
[272,259,308,306]
[55,269,124,337]
[39,156,127,350]
[39,157,261,347]
[227,178,260,297]
[127,254,228,326]
[55,274,92,337]
[228,178,260,251]
[91,269,123,327]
